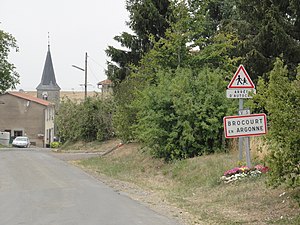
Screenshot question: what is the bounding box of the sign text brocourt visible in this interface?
[223,114,267,138]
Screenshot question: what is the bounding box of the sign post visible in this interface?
[224,65,266,168]
[239,99,244,161]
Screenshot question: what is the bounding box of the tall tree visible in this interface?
[0,29,19,93]
[137,0,240,78]
[228,0,300,80]
[254,58,300,188]
[184,0,300,81]
[106,0,173,143]
[105,0,173,83]
[126,0,172,51]
[112,0,240,143]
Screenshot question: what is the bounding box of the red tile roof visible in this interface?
[98,79,112,85]
[8,92,52,106]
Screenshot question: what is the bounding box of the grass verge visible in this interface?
[77,142,300,225]
[59,139,121,152]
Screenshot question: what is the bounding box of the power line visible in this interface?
[87,55,109,86]
[88,63,102,83]
[89,55,107,71]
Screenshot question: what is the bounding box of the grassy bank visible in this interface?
[77,142,299,225]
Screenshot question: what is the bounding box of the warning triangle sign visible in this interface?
[227,65,255,89]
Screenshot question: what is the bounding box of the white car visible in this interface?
[12,136,30,148]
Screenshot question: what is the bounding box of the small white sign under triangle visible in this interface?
[228,65,255,89]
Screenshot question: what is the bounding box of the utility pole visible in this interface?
[72,52,88,100]
[84,52,88,100]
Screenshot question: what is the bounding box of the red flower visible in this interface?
[254,164,269,173]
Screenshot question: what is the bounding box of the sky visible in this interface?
[1,0,130,91]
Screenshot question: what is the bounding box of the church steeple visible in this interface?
[48,32,50,51]
[36,34,60,104]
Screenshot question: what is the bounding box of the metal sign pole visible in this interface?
[245,137,252,168]
[238,98,252,167]
[238,98,243,161]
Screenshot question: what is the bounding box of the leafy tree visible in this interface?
[178,0,300,81]
[108,0,300,166]
[254,58,300,188]
[55,98,81,142]
[0,29,19,93]
[55,96,115,143]
[136,1,191,78]
[112,77,139,142]
[105,33,141,83]
[78,97,114,142]
[106,1,174,143]
[137,0,240,82]
[228,0,300,80]
[126,0,172,51]
[105,0,173,83]
[134,67,234,161]
[111,0,239,148]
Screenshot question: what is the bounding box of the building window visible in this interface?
[42,91,48,100]
[49,108,53,121]
[14,130,23,137]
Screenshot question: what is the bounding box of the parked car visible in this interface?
[12,136,30,148]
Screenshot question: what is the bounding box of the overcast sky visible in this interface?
[1,0,130,91]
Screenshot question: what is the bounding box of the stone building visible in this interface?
[36,44,60,104]
[0,92,55,147]
[0,43,60,147]
[97,79,113,99]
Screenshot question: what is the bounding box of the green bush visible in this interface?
[55,96,115,143]
[50,142,61,148]
[133,67,235,160]
[254,58,300,188]
[112,78,138,142]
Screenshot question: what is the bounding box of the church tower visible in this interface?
[36,38,60,104]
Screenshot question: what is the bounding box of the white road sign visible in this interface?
[226,88,256,98]
[223,113,267,138]
[238,109,251,115]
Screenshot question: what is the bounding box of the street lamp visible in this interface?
[72,52,88,100]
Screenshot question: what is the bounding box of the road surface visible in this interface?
[0,148,181,225]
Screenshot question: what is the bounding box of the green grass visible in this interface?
[59,139,120,152]
[0,144,10,148]
[60,140,103,151]
[77,143,300,224]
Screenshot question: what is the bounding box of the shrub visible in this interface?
[254,58,300,188]
[55,96,115,143]
[133,67,235,160]
[50,141,61,148]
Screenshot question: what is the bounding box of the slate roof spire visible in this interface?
[36,36,60,91]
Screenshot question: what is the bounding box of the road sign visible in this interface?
[226,88,256,98]
[223,113,267,138]
[238,109,250,115]
[228,65,255,89]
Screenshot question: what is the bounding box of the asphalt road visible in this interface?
[0,148,180,225]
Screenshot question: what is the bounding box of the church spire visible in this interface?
[48,32,50,51]
[36,34,60,103]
